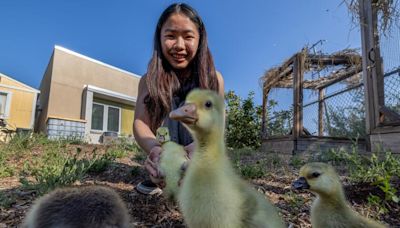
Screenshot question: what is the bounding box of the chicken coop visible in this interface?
[260,48,366,155]
[260,0,400,155]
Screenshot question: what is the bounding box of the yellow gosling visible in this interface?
[170,89,285,228]
[22,185,130,228]
[156,127,188,201]
[293,162,387,228]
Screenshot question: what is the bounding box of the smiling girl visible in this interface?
[133,3,224,194]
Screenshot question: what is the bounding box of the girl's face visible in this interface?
[160,13,200,70]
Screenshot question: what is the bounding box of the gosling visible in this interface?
[293,162,387,228]
[156,126,188,201]
[170,89,285,228]
[22,185,130,228]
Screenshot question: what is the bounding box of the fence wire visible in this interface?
[303,102,318,135]
[266,88,293,137]
[302,81,365,138]
[322,85,365,138]
[379,18,400,115]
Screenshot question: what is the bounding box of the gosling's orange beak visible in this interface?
[169,103,198,125]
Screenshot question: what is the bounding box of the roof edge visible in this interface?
[0,72,40,93]
[54,45,142,79]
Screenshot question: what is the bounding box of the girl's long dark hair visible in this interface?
[145,3,219,132]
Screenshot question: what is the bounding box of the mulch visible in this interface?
[0,148,399,228]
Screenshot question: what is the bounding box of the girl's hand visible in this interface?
[144,146,163,178]
[179,142,195,186]
[184,142,195,159]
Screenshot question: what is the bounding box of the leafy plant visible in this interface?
[290,155,305,169]
[330,145,400,205]
[236,161,266,179]
[283,191,306,211]
[225,90,262,149]
[0,150,15,178]
[0,192,16,208]
[367,194,389,216]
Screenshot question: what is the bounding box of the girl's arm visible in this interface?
[133,75,163,177]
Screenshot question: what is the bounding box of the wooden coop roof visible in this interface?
[260,49,362,93]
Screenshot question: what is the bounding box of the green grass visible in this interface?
[19,147,91,194]
[237,162,266,179]
[0,133,144,195]
[289,155,305,169]
[0,192,16,208]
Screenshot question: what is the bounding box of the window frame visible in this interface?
[0,91,12,119]
[90,102,121,134]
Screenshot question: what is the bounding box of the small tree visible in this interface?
[225,91,262,149]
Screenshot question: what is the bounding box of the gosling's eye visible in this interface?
[311,172,320,178]
[205,100,213,109]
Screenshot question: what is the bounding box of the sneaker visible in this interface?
[136,179,163,195]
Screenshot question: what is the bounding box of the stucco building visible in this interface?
[36,46,141,143]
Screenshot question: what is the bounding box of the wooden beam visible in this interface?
[360,0,377,137]
[315,65,363,89]
[262,54,297,92]
[318,88,325,136]
[372,125,400,134]
[307,54,361,66]
[263,67,293,90]
[273,69,362,90]
[371,6,385,126]
[379,106,400,123]
[261,92,268,139]
[292,53,304,140]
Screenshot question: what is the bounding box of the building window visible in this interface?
[91,103,104,130]
[0,91,11,119]
[91,102,120,133]
[107,107,119,132]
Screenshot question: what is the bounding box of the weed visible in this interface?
[228,147,256,163]
[0,150,14,177]
[264,153,283,169]
[0,164,15,178]
[19,146,114,195]
[7,132,33,151]
[329,144,400,205]
[236,161,266,179]
[106,147,128,159]
[283,191,306,210]
[367,194,389,216]
[0,192,16,208]
[88,150,115,173]
[290,155,305,169]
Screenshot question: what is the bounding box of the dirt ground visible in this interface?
[0,146,399,228]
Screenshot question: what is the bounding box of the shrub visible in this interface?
[225,91,262,149]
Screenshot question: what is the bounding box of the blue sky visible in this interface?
[0,0,361,105]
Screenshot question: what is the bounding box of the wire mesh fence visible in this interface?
[302,76,365,138]
[266,88,293,137]
[384,72,400,114]
[322,84,365,138]
[379,17,400,115]
[266,82,366,138]
[302,101,318,135]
